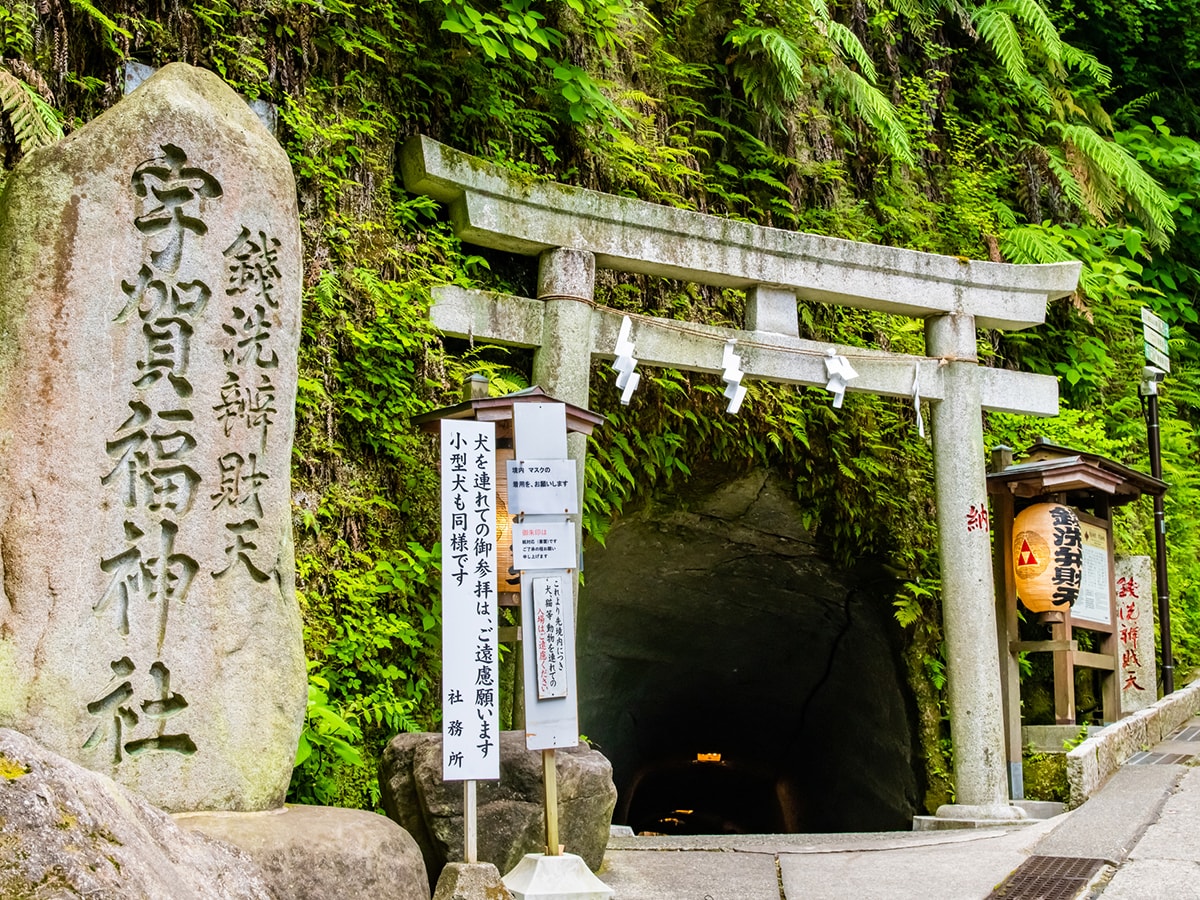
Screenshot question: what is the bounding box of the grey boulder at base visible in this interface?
[381,730,617,887]
[0,728,274,900]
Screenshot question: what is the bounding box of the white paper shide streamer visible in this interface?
[611,315,640,405]
[823,348,858,409]
[912,363,925,438]
[721,339,747,414]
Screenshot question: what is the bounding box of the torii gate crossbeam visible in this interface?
[402,135,1082,824]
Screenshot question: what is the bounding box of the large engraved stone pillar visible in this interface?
[0,63,305,812]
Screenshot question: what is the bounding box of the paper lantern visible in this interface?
[1013,503,1082,614]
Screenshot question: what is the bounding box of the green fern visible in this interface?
[66,0,132,47]
[971,6,1027,84]
[824,19,879,83]
[837,68,916,165]
[0,69,63,154]
[999,224,1080,264]
[1049,121,1175,245]
[726,24,806,125]
[999,0,1061,60]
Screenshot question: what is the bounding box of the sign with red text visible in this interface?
[532,575,568,700]
[440,419,499,781]
[512,518,576,570]
[1116,555,1156,713]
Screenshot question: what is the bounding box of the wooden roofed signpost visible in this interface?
[402,135,1081,825]
[988,441,1167,798]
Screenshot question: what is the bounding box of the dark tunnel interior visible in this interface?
[577,471,922,834]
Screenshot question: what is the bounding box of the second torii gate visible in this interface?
[401,135,1081,823]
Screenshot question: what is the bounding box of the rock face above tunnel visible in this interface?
[578,469,920,833]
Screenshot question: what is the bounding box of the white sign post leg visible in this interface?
[465,780,478,864]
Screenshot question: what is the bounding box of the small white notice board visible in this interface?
[1073,520,1112,627]
[531,575,568,699]
[512,518,576,570]
[507,459,578,515]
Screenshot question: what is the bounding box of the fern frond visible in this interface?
[726,25,806,124]
[971,7,1027,84]
[1113,93,1158,125]
[825,20,879,83]
[1060,43,1111,86]
[0,69,63,153]
[1000,225,1079,265]
[837,68,916,165]
[1018,73,1054,114]
[66,0,132,41]
[1050,122,1175,245]
[1044,145,1088,215]
[998,0,1062,61]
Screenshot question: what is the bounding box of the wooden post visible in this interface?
[1052,616,1076,725]
[543,749,560,856]
[464,780,478,863]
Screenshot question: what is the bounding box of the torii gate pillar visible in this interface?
[926,314,1022,821]
[534,249,596,466]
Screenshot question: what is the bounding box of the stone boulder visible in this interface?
[177,804,431,900]
[380,731,616,884]
[0,61,305,812]
[0,728,273,899]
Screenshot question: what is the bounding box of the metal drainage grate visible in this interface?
[988,855,1106,899]
[1126,751,1193,766]
[1166,725,1200,742]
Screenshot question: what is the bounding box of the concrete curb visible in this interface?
[1065,681,1200,807]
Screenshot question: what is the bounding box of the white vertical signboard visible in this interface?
[441,420,499,781]
[512,403,581,750]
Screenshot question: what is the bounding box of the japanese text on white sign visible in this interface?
[532,575,568,700]
[506,459,578,515]
[512,519,576,570]
[440,420,499,780]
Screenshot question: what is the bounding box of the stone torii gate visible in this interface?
[401,135,1081,823]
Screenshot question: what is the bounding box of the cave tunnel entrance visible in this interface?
[578,470,922,835]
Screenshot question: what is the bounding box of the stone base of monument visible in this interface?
[502,853,613,900]
[912,802,1039,831]
[176,803,431,900]
[433,861,514,900]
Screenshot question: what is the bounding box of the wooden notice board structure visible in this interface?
[414,378,604,725]
[988,439,1167,797]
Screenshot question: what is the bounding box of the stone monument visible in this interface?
[0,63,306,812]
[1115,555,1157,713]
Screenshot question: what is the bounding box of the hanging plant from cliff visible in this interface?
[725,0,914,164]
[429,0,634,125]
[968,0,1174,245]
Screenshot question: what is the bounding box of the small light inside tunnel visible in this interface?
[695,752,722,763]
[673,810,694,815]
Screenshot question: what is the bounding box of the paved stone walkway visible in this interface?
[597,714,1200,899]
